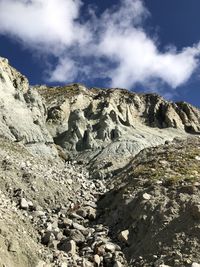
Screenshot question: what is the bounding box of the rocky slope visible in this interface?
[0,57,200,267]
[98,137,200,266]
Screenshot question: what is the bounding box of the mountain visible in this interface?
[0,57,200,267]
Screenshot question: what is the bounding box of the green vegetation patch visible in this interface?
[126,138,200,186]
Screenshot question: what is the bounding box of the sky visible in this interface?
[0,0,200,108]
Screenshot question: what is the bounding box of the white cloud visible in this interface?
[100,0,149,29]
[0,0,200,91]
[98,27,200,88]
[48,57,78,82]
[0,0,90,52]
[97,0,200,89]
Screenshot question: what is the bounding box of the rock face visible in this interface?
[1,57,200,163]
[0,57,56,156]
[38,84,200,151]
[0,57,200,267]
[35,82,200,180]
[35,82,200,175]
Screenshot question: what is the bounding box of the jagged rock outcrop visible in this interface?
[1,57,200,163]
[0,57,56,157]
[34,82,200,178]
[37,85,200,160]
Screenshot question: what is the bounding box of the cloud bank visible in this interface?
[0,0,200,90]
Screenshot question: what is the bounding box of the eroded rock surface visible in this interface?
[0,57,56,157]
[36,82,200,176]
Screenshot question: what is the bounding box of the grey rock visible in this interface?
[41,231,55,246]
[105,243,116,252]
[142,193,151,200]
[63,218,73,227]
[76,208,88,218]
[59,239,76,255]
[70,229,85,244]
[87,207,97,220]
[73,222,87,232]
[93,254,101,266]
[20,198,29,209]
[118,230,129,244]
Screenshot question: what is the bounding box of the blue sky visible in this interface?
[0,0,200,108]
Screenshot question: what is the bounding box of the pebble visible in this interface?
[87,207,97,220]
[105,243,116,252]
[118,229,129,244]
[93,254,101,266]
[59,240,76,255]
[73,222,87,232]
[142,193,151,200]
[20,198,29,209]
[63,218,73,227]
[70,229,85,244]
